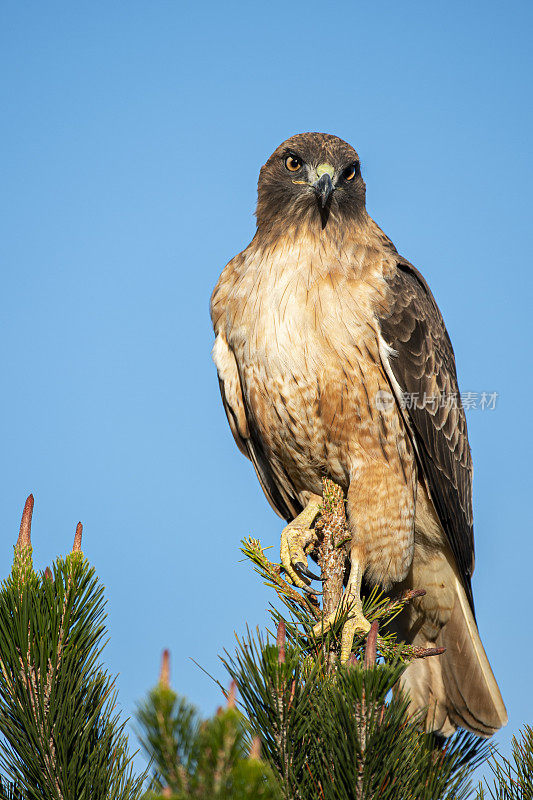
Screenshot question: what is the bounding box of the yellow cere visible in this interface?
[316,163,335,178]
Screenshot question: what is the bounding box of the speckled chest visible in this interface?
[224,241,405,488]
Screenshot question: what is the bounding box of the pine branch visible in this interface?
[0,495,145,800]
[136,649,280,799]
[477,725,533,799]
[240,539,320,621]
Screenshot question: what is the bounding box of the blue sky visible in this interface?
[1,0,532,783]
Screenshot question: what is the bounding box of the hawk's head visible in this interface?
[256,133,366,233]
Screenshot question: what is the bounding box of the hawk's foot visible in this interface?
[312,598,371,661]
[280,496,322,591]
[340,605,372,662]
[312,555,370,662]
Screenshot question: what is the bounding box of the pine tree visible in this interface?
[0,495,145,800]
[221,542,487,800]
[476,726,533,799]
[136,650,279,799]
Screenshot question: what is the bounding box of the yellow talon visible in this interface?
[340,609,372,662]
[312,555,371,662]
[280,496,321,589]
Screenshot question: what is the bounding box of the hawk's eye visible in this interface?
[343,163,358,182]
[285,155,302,172]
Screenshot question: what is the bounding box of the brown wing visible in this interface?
[379,259,475,612]
[218,375,302,523]
[212,330,302,523]
[211,255,302,523]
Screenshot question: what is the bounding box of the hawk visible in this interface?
[211,132,507,737]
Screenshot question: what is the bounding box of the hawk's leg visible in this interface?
[280,494,322,590]
[312,554,371,662]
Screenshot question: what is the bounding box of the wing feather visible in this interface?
[213,332,301,523]
[379,259,475,611]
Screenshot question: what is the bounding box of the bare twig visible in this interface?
[159,649,170,689]
[226,680,236,709]
[364,621,379,668]
[316,478,348,623]
[72,522,83,553]
[16,494,34,550]
[154,651,187,792]
[249,736,261,760]
[410,645,446,659]
[276,620,286,664]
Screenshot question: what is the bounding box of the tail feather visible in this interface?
[398,574,507,737]
[438,576,507,736]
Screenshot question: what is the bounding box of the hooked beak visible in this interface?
[313,172,334,208]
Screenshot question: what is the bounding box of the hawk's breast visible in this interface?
[225,240,413,496]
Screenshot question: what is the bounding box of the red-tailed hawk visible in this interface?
[211,132,507,737]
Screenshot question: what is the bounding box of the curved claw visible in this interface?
[301,583,323,597]
[281,562,310,590]
[294,562,322,582]
[279,497,322,591]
